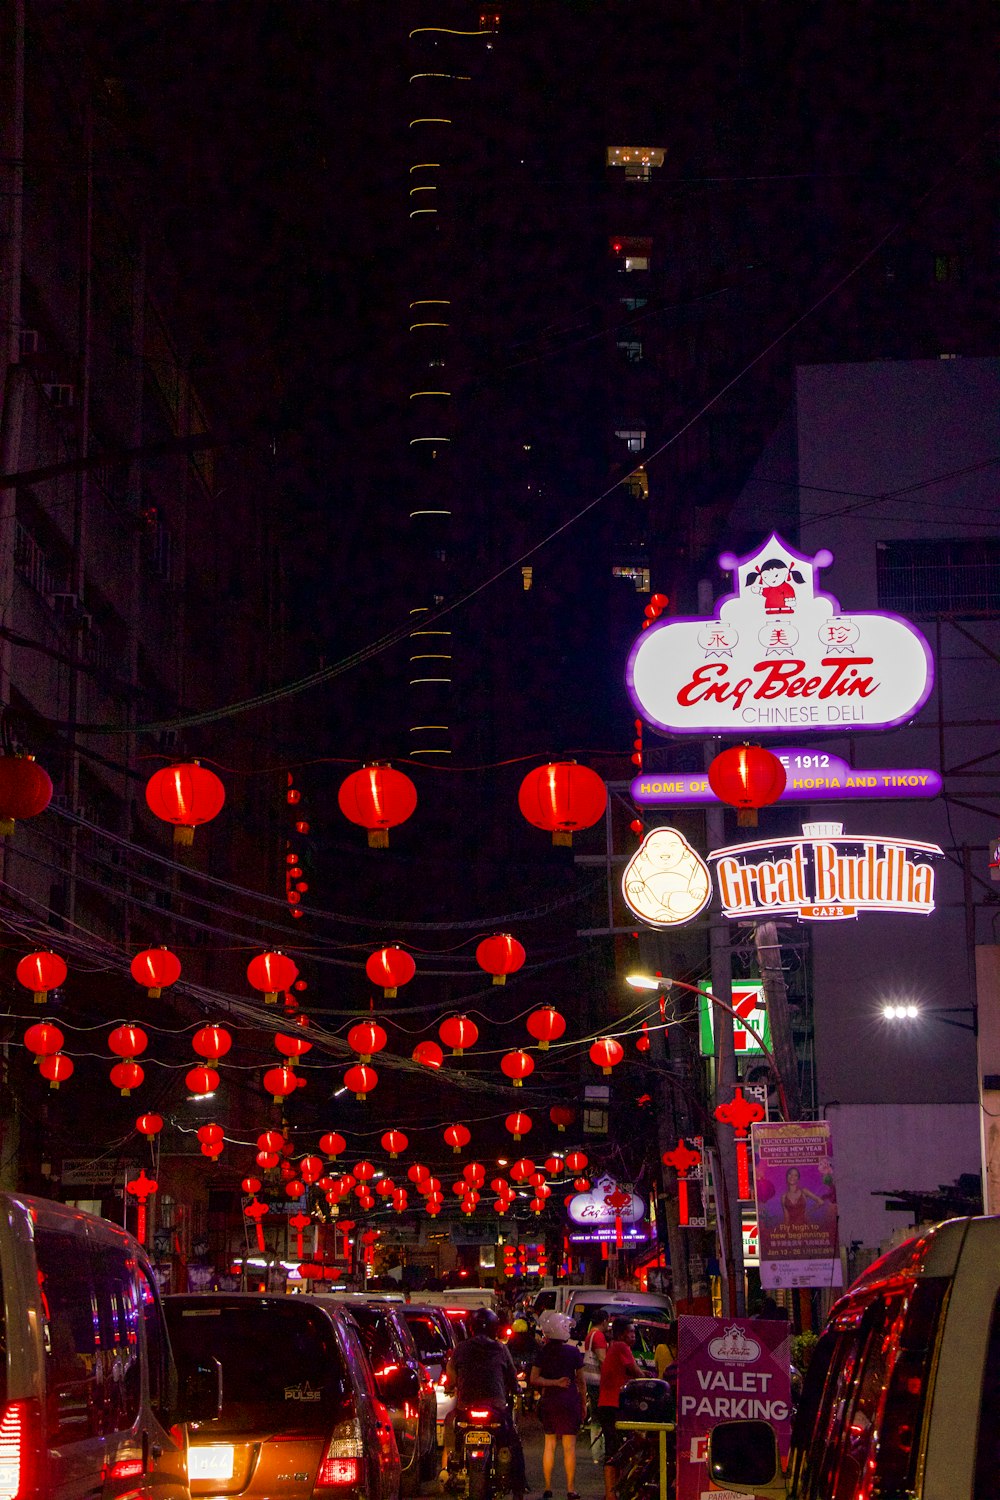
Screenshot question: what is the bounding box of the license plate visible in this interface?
[189,1445,236,1480]
[465,1431,492,1445]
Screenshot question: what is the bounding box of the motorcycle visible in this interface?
[447,1400,523,1500]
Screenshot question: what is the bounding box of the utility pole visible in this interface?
[753,920,802,1120]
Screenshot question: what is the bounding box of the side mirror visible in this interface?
[377,1363,420,1405]
[708,1420,783,1493]
[174,1355,223,1426]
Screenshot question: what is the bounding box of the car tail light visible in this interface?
[0,1399,43,1500]
[418,1362,434,1393]
[870,1280,948,1499]
[106,1458,145,1480]
[468,1408,492,1421]
[316,1414,364,1489]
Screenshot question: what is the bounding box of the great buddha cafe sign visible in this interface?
[622,822,943,926]
[626,532,934,735]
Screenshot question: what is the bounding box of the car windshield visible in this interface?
[403,1312,449,1362]
[166,1299,349,1435]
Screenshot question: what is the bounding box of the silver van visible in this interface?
[708,1215,1000,1500]
[0,1191,219,1499]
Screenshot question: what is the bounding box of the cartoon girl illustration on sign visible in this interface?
[747,558,805,615]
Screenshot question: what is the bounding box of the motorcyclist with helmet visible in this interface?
[441,1306,527,1498]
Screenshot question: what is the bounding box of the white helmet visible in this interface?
[538,1310,573,1341]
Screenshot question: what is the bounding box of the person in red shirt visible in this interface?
[597,1318,639,1500]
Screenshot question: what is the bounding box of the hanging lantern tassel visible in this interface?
[245,1198,269,1252]
[125,1168,158,1246]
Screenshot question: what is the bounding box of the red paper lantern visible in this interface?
[275,1031,313,1063]
[505,1112,532,1142]
[299,1155,324,1185]
[285,1180,305,1199]
[574,1177,591,1192]
[319,1131,347,1159]
[544,1155,565,1176]
[257,1150,279,1170]
[443,1123,470,1154]
[549,1105,574,1133]
[197,1123,224,1148]
[263,1065,298,1103]
[145,761,225,845]
[408,1163,430,1185]
[534,1183,552,1200]
[16,950,67,1004]
[110,1060,144,1096]
[338,764,417,848]
[0,754,52,835]
[344,1063,377,1101]
[24,1019,63,1062]
[517,761,607,846]
[510,1159,535,1183]
[475,934,526,987]
[636,1021,651,1054]
[707,744,787,827]
[192,1025,232,1062]
[242,1177,262,1196]
[352,1161,375,1183]
[136,1113,163,1141]
[589,1036,624,1075]
[109,1024,148,1059]
[366,946,416,998]
[565,1150,588,1174]
[130,946,181,998]
[186,1066,219,1096]
[247,950,299,1004]
[439,1015,479,1056]
[201,1143,223,1162]
[526,1007,566,1050]
[463,1162,486,1187]
[258,1130,286,1153]
[500,1050,534,1087]
[413,1040,443,1070]
[376,1178,395,1198]
[347,1020,387,1062]
[382,1130,408,1158]
[40,1053,73,1089]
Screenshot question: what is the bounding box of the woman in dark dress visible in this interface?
[530,1311,586,1499]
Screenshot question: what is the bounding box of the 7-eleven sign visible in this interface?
[697,980,772,1057]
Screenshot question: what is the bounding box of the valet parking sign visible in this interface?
[626,533,934,736]
[677,1316,791,1500]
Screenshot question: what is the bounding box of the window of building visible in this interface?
[612,564,651,593]
[617,339,643,363]
[606,146,666,181]
[876,537,1000,618]
[934,253,961,283]
[620,296,647,312]
[521,566,533,591]
[624,256,648,272]
[610,236,652,273]
[624,466,649,500]
[479,10,500,31]
[615,428,646,452]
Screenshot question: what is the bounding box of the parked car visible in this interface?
[400,1303,460,1445]
[0,1191,218,1500]
[329,1298,437,1494]
[708,1215,1000,1499]
[166,1292,400,1500]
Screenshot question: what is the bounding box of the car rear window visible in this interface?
[347,1305,402,1370]
[166,1300,349,1435]
[404,1313,449,1361]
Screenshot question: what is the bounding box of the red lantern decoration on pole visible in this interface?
[110,1060,144,1097]
[413,1040,443,1070]
[263,1065,299,1104]
[130,947,181,999]
[505,1112,532,1142]
[382,1130,408,1159]
[137,1113,164,1142]
[244,1197,269,1251]
[145,761,225,846]
[125,1168,158,1244]
[0,754,52,836]
[192,1025,232,1063]
[517,761,607,846]
[337,764,417,848]
[500,1050,534,1087]
[707,745,787,828]
[589,1036,624,1075]
[662,1139,703,1227]
[16,950,67,1004]
[39,1053,73,1089]
[24,1019,63,1064]
[475,934,526,987]
[289,1211,312,1260]
[344,1064,377,1101]
[365,946,416,998]
[439,1015,478,1056]
[247,951,299,1005]
[347,1020,387,1064]
[526,1007,565,1051]
[714,1087,765,1200]
[443,1123,471,1155]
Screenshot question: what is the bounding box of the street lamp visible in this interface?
[881,1002,976,1034]
[626,972,789,1118]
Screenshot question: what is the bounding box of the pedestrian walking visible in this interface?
[531,1310,587,1500]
